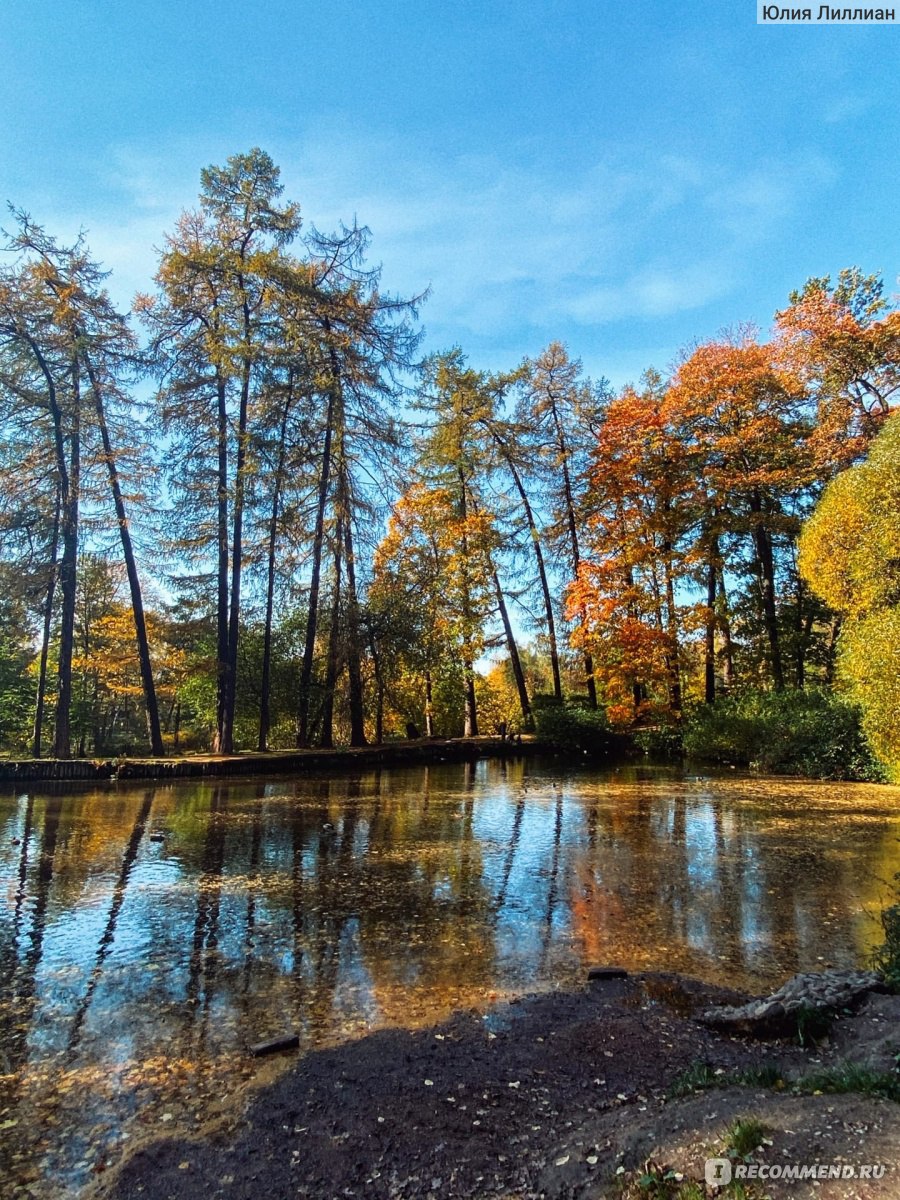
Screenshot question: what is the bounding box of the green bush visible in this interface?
[872,884,900,989]
[633,722,684,759]
[681,687,885,781]
[533,699,615,758]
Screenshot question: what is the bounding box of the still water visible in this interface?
[2,759,900,1196]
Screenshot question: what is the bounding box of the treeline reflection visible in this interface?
[1,762,899,1190]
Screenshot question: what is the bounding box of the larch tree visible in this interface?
[1,214,162,756]
[524,342,610,708]
[140,149,301,754]
[413,350,535,734]
[290,222,421,749]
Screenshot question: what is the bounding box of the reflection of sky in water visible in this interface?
[3,763,900,1197]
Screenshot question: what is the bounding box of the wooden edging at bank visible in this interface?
[0,736,551,785]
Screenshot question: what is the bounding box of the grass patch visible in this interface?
[794,1061,900,1102]
[619,1162,760,1199]
[667,1060,785,1099]
[723,1115,770,1160]
[667,1061,718,1098]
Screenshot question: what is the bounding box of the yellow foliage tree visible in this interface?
[799,411,900,775]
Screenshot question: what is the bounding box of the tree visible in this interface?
[573,373,686,723]
[799,412,900,775]
[474,370,563,703]
[371,483,464,737]
[291,222,421,749]
[141,149,301,753]
[665,334,814,693]
[775,268,900,461]
[524,342,610,708]
[0,235,81,756]
[412,351,535,735]
[1,213,163,756]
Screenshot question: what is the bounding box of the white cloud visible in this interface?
[27,127,836,363]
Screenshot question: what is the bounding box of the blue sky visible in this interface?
[2,0,897,387]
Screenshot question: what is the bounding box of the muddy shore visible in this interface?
[88,973,900,1200]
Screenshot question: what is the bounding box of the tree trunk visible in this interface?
[340,471,367,746]
[221,345,252,754]
[32,488,60,758]
[54,357,80,759]
[705,556,717,704]
[463,664,478,737]
[297,338,338,747]
[259,380,293,752]
[457,466,478,737]
[319,516,344,749]
[82,354,164,755]
[492,571,532,729]
[750,492,784,691]
[424,670,435,737]
[552,407,596,707]
[661,529,681,713]
[213,372,230,753]
[370,637,385,745]
[487,426,562,700]
[717,568,736,691]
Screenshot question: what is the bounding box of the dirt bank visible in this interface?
[89,973,900,1200]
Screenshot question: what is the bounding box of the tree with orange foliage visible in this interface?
[572,371,687,724]
[775,268,900,465]
[665,333,815,693]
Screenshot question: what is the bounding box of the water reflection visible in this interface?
[2,761,900,1196]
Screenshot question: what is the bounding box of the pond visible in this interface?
[2,758,900,1197]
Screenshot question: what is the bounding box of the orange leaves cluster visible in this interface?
[574,282,897,721]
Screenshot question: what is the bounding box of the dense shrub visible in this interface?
[872,890,900,991]
[533,699,616,758]
[681,687,885,781]
[632,722,683,759]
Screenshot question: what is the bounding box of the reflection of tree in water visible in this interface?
[184,786,228,1054]
[493,791,525,914]
[0,794,62,1187]
[350,767,498,1025]
[563,778,900,989]
[5,794,63,1067]
[239,785,265,1004]
[539,786,565,969]
[3,769,900,1195]
[67,790,154,1055]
